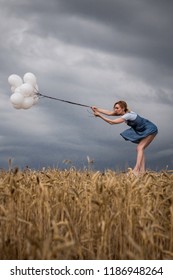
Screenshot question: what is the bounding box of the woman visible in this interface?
[92,101,158,175]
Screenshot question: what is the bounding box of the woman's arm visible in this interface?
[94,111,125,125]
[92,106,116,116]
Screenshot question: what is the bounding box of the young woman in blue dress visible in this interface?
[92,101,158,175]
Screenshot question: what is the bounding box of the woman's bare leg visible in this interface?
[133,134,156,175]
[140,154,145,173]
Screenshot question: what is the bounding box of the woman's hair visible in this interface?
[113,100,130,113]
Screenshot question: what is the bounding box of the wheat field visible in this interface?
[0,166,173,260]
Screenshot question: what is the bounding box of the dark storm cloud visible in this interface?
[10,0,172,88]
[6,0,173,66]
[56,0,173,67]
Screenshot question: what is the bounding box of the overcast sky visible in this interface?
[0,0,173,171]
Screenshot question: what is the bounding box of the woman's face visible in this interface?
[114,104,125,115]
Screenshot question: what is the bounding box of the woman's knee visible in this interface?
[136,144,144,152]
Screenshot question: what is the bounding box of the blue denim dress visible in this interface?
[120,115,158,144]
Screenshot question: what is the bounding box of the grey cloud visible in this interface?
[55,0,173,64]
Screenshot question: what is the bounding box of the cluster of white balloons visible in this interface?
[8,72,39,109]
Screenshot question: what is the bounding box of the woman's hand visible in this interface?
[92,106,98,116]
[94,111,101,117]
[91,106,98,112]
[91,106,100,117]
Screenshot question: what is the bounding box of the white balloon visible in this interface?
[23,72,37,86]
[11,86,16,93]
[33,83,39,94]
[22,96,34,109]
[11,85,22,94]
[14,86,23,94]
[13,103,23,109]
[19,83,34,97]
[29,85,39,97]
[8,74,23,87]
[10,92,24,106]
[33,95,39,105]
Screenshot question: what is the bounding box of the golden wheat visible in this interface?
[0,167,173,260]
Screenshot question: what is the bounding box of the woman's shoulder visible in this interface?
[122,111,137,121]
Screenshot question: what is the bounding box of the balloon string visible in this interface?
[37,92,91,108]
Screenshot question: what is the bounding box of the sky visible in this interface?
[0,0,173,171]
